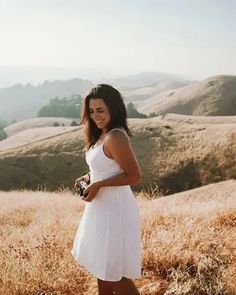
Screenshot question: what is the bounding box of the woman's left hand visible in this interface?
[81,181,102,202]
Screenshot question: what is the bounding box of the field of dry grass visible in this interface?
[0,180,235,294]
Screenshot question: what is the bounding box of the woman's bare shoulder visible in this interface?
[105,128,129,142]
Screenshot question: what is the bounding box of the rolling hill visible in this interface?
[0,126,80,151]
[109,71,191,90]
[4,117,79,137]
[134,75,236,116]
[0,116,235,194]
[122,79,189,102]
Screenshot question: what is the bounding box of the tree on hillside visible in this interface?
[37,94,83,118]
[0,120,7,141]
[127,102,147,118]
[71,120,79,126]
[149,112,157,117]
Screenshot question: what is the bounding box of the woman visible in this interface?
[71,84,141,295]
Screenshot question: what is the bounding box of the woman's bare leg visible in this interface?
[113,277,140,295]
[97,278,115,295]
[97,277,139,295]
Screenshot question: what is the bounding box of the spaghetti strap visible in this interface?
[90,128,128,150]
[107,128,127,135]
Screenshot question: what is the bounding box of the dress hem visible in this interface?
[71,251,141,282]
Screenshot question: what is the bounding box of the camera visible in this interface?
[77,181,89,197]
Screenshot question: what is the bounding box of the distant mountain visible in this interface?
[0,66,108,88]
[135,75,236,116]
[123,79,190,102]
[0,71,191,121]
[0,78,93,121]
[2,70,235,122]
[108,71,191,90]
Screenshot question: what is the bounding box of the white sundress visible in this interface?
[71,128,141,282]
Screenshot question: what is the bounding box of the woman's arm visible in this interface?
[97,171,140,188]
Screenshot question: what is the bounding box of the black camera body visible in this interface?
[77,181,89,198]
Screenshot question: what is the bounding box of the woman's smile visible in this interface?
[89,98,111,132]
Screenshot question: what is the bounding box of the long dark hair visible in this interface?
[80,84,132,151]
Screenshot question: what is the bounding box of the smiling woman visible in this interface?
[80,84,132,150]
[71,84,141,295]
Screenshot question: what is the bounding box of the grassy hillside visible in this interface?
[0,117,235,194]
[109,71,190,90]
[0,180,235,294]
[163,113,236,124]
[0,126,80,151]
[123,79,189,102]
[136,75,236,116]
[4,117,78,137]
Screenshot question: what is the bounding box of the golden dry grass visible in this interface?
[0,180,236,294]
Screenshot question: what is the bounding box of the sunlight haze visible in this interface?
[0,0,235,85]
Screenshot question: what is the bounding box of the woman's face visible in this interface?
[89,98,111,133]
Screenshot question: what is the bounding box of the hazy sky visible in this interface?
[0,0,235,80]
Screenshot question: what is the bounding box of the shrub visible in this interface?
[0,119,7,141]
[37,94,83,118]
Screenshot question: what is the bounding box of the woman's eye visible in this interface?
[89,110,104,114]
